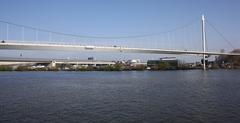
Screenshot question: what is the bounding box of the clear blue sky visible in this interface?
[0,0,239,61]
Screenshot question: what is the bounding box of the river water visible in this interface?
[0,70,240,123]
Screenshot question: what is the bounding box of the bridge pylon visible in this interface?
[202,14,207,70]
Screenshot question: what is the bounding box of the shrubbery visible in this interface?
[0,65,13,71]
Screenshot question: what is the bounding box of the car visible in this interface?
[1,40,5,43]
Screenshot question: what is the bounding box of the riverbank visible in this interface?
[0,65,238,71]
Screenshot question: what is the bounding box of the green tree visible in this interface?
[157,62,170,70]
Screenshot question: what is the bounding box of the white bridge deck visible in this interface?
[0,42,240,56]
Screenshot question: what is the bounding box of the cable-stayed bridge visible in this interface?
[0,15,240,70]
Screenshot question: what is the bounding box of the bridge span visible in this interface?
[0,42,240,56]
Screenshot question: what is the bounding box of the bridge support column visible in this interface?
[49,60,56,68]
[202,15,207,70]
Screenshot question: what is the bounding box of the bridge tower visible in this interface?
[202,14,207,70]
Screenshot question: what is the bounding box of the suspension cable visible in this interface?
[206,20,235,49]
[0,18,199,39]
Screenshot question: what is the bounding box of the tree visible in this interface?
[216,49,240,67]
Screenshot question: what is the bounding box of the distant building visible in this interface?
[127,59,140,64]
[147,57,179,70]
[127,59,142,67]
[160,57,176,61]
